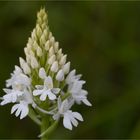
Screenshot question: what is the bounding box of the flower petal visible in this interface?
[69,115,78,127]
[63,114,72,130]
[72,112,83,121]
[11,104,19,114]
[1,100,6,106]
[48,91,56,100]
[11,93,17,103]
[3,94,11,103]
[81,90,88,96]
[15,107,21,117]
[82,98,92,106]
[33,90,43,96]
[66,110,78,127]
[52,88,60,94]
[3,88,11,94]
[20,104,29,119]
[35,85,43,89]
[40,92,47,101]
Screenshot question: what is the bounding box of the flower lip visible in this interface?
[53,98,83,130]
[33,76,60,101]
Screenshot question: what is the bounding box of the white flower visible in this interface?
[63,110,83,130]
[53,98,83,130]
[66,69,82,85]
[11,101,29,119]
[1,89,23,105]
[1,87,33,119]
[69,81,92,106]
[33,76,60,101]
[6,66,31,89]
[2,65,32,107]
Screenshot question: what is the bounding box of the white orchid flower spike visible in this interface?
[0,8,92,139]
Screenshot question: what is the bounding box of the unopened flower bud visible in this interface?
[40,34,46,45]
[19,57,25,68]
[51,61,58,72]
[28,37,33,45]
[24,48,28,56]
[23,63,31,75]
[31,29,37,40]
[39,68,46,79]
[49,47,54,57]
[57,49,63,60]
[37,17,42,25]
[37,47,43,57]
[19,57,31,74]
[59,55,67,65]
[33,41,39,50]
[37,11,41,19]
[43,13,47,21]
[36,24,42,37]
[48,55,56,65]
[56,69,64,81]
[50,36,55,44]
[39,9,45,17]
[49,32,52,39]
[45,41,50,51]
[26,55,31,64]
[31,56,39,69]
[27,43,32,50]
[54,42,59,53]
[43,28,48,37]
[62,62,70,74]
[29,50,35,57]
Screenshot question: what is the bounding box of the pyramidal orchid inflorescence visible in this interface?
[1,8,92,139]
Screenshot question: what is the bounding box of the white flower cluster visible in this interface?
[1,8,91,130]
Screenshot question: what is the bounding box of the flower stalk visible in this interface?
[40,119,58,139]
[41,116,50,140]
[28,106,41,126]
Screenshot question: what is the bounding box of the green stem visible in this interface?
[41,116,50,140]
[61,92,71,101]
[39,120,58,139]
[28,107,41,126]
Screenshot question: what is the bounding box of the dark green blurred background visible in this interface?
[0,1,140,139]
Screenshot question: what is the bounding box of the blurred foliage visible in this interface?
[0,1,140,139]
